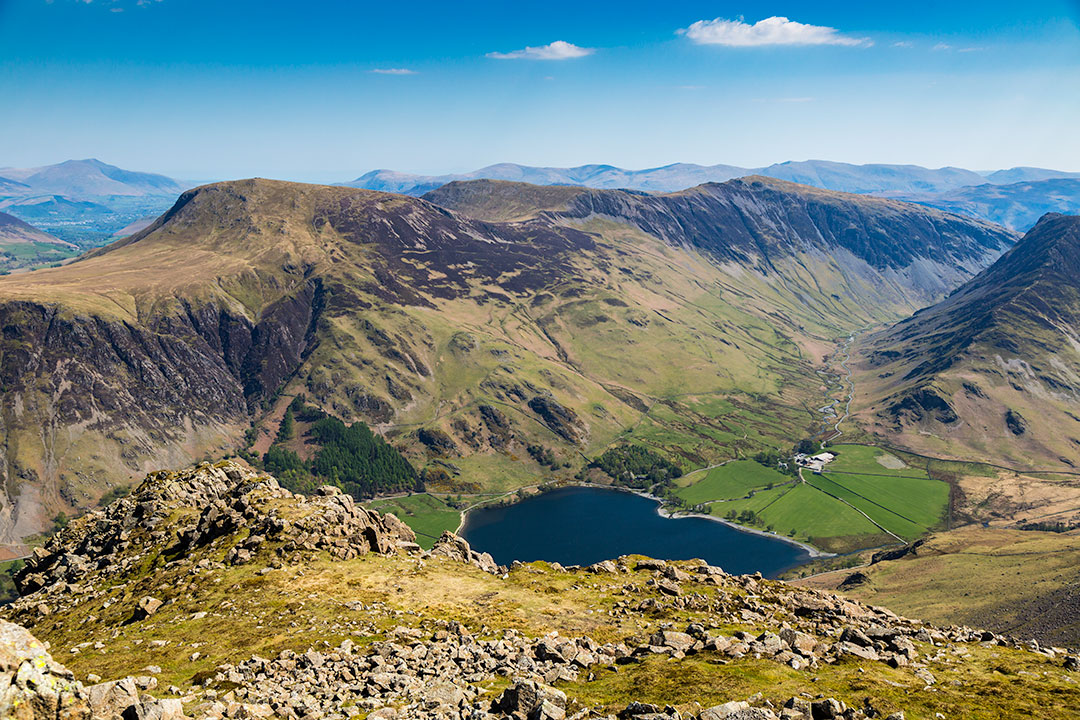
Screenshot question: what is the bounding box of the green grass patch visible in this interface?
[827,444,925,477]
[806,474,932,540]
[365,493,461,549]
[675,461,790,505]
[710,482,885,549]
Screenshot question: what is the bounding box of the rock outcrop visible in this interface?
[14,460,416,598]
[428,531,501,574]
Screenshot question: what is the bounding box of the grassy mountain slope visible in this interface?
[0,177,1014,547]
[854,213,1080,469]
[798,525,1080,648]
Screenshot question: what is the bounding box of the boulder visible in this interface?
[429,531,501,574]
[133,596,163,621]
[494,679,567,720]
[779,629,816,655]
[649,630,695,654]
[0,620,90,719]
[85,677,140,718]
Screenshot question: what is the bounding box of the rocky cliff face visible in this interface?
[0,280,325,545]
[427,177,1017,307]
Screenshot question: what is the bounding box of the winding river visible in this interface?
[461,486,812,578]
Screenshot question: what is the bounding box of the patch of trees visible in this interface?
[260,397,420,501]
[589,444,683,489]
[753,449,795,475]
[527,444,558,468]
[1019,521,1076,533]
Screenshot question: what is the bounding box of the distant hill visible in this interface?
[0,211,78,272]
[0,158,188,198]
[347,162,748,195]
[982,167,1080,185]
[856,213,1080,468]
[0,176,30,194]
[889,178,1080,231]
[0,211,70,247]
[344,160,1079,197]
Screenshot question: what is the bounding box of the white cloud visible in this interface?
[892,41,914,48]
[678,16,871,48]
[370,68,417,75]
[486,40,594,61]
[933,42,953,51]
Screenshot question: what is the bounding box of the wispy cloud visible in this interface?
[892,41,914,48]
[486,40,594,61]
[933,42,953,51]
[679,16,872,48]
[370,68,417,75]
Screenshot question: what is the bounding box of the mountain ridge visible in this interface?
[344,159,1080,197]
[0,177,1015,548]
[856,213,1080,468]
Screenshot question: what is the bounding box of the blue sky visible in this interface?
[1,0,1079,181]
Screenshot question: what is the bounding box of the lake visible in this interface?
[461,485,811,578]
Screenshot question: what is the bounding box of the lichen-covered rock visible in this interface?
[0,619,90,719]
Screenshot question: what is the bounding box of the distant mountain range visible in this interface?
[858,212,1080,468]
[0,160,195,251]
[889,178,1080,231]
[344,160,1080,197]
[0,158,189,198]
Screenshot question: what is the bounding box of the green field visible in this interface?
[673,444,950,552]
[674,461,791,505]
[364,493,461,549]
[708,483,884,548]
[811,470,948,533]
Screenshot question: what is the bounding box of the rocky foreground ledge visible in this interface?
[2,461,1077,719]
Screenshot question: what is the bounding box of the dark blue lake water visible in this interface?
[461,486,811,578]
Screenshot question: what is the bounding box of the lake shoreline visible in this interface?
[458,482,832,566]
[632,489,834,559]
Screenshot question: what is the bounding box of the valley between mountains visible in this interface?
[0,173,1079,719]
[0,176,1013,546]
[0,174,1078,640]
